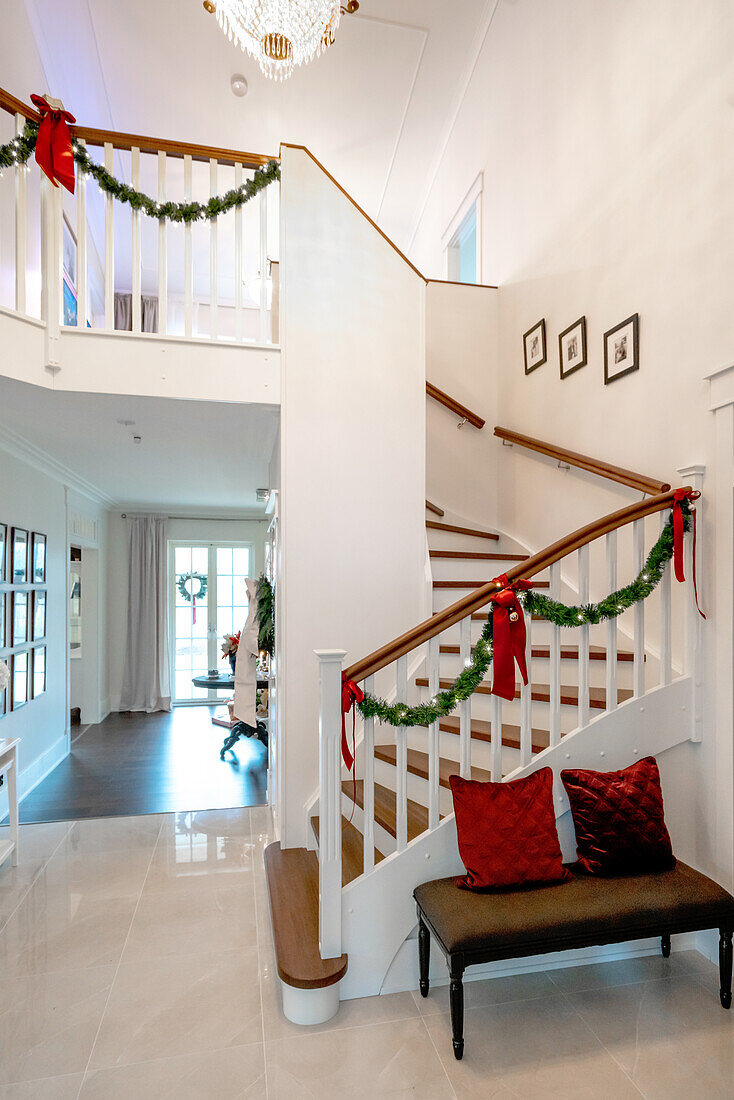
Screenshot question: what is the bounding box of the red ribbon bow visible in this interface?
[341,678,364,771]
[31,94,76,194]
[489,575,534,701]
[672,488,705,619]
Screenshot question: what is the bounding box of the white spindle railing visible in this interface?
[76,140,88,328]
[131,146,142,334]
[606,529,618,712]
[157,151,167,336]
[209,157,218,340]
[395,655,408,852]
[14,112,26,314]
[427,636,440,829]
[520,611,532,767]
[490,691,502,780]
[660,511,672,685]
[459,616,471,777]
[549,560,561,748]
[234,162,245,341]
[577,544,590,727]
[362,673,375,874]
[633,518,645,696]
[183,154,193,337]
[104,142,114,330]
[316,649,345,959]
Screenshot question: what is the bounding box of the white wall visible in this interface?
[106,512,267,711]
[278,145,427,848]
[410,0,734,884]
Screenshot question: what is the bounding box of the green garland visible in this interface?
[358,504,691,728]
[0,120,280,223]
[178,571,207,603]
[257,574,275,656]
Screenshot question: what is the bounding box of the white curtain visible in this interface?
[120,516,171,712]
[114,293,159,333]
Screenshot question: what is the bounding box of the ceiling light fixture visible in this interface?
[204,0,360,82]
[230,73,249,96]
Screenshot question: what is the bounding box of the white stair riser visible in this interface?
[412,689,580,734]
[340,789,396,855]
[429,558,534,582]
[404,726,525,773]
[372,755,455,815]
[437,652,633,690]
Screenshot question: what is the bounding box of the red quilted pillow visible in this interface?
[561,756,675,876]
[449,768,570,891]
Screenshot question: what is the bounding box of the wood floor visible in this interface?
[17,706,268,824]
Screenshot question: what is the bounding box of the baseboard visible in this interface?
[377,931,701,997]
[0,734,68,820]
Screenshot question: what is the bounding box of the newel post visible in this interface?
[678,465,706,742]
[315,649,346,959]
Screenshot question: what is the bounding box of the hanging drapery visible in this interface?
[120,515,171,713]
[233,578,260,728]
[114,292,159,333]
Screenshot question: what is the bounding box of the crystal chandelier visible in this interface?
[204,0,359,82]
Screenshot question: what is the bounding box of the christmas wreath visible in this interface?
[178,572,208,603]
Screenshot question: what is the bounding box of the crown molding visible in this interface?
[0,423,117,508]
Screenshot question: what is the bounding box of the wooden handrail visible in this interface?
[426,382,485,429]
[343,487,688,683]
[494,426,671,495]
[0,87,275,168]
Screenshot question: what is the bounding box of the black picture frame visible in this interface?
[604,313,639,385]
[559,316,588,379]
[0,522,6,582]
[32,532,47,584]
[11,591,28,647]
[33,590,47,640]
[0,590,5,649]
[32,645,46,698]
[11,527,28,584]
[523,319,547,374]
[11,651,29,710]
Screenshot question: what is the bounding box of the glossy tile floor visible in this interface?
[0,808,732,1098]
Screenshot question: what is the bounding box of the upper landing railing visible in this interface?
[0,87,279,347]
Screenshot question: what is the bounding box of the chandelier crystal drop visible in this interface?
[214,0,344,81]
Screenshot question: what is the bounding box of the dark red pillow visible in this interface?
[561,756,675,876]
[449,767,570,891]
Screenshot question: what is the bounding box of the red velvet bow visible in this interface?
[489,575,534,701]
[31,94,76,194]
[672,489,705,619]
[341,677,364,771]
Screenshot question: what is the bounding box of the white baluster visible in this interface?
[606,530,618,712]
[183,154,193,337]
[660,511,672,685]
[520,600,532,767]
[104,142,114,331]
[259,182,268,342]
[395,655,408,851]
[131,146,141,334]
[315,649,345,959]
[209,158,218,340]
[459,615,471,778]
[427,636,440,830]
[577,545,590,727]
[234,162,244,341]
[490,691,503,781]
[677,465,706,742]
[362,674,375,874]
[76,140,88,327]
[157,151,167,335]
[40,175,61,369]
[633,519,645,696]
[14,112,26,314]
[549,561,561,747]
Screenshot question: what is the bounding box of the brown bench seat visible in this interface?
[414,861,734,1060]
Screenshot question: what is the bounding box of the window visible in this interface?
[442,173,483,285]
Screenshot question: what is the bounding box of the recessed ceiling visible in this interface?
[8,0,492,249]
[0,377,279,513]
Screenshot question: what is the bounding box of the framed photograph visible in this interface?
[523,319,547,374]
[62,215,78,327]
[11,527,28,583]
[12,591,28,647]
[32,646,46,698]
[33,590,47,640]
[559,316,588,379]
[11,652,28,710]
[604,313,639,385]
[0,522,6,582]
[32,533,46,583]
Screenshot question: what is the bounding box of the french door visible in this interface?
[169,541,252,705]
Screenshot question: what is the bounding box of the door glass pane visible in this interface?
[172,544,210,702]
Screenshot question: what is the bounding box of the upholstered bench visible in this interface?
[414,861,734,1060]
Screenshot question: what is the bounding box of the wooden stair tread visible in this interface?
[438,716,550,753]
[439,643,635,662]
[415,677,633,709]
[429,550,529,561]
[434,579,550,589]
[375,743,490,786]
[311,815,384,887]
[426,520,499,541]
[343,779,434,841]
[264,842,347,990]
[425,499,445,517]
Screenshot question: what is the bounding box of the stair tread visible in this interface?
[429,551,529,561]
[439,643,635,662]
[343,779,435,841]
[415,677,633,708]
[434,579,550,589]
[374,744,490,786]
[426,520,499,541]
[437,716,550,753]
[311,815,384,887]
[264,842,347,989]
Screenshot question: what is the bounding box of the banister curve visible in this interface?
[494,426,670,495]
[343,487,690,683]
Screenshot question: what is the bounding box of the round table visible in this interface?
[191,673,269,758]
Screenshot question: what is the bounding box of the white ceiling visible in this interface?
[0,378,279,513]
[12,0,493,251]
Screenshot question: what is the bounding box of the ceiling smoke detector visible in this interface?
[256,488,271,502]
[230,73,248,97]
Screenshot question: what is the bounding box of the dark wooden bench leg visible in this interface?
[719,930,732,1009]
[449,960,464,1061]
[418,914,430,998]
[661,934,671,958]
